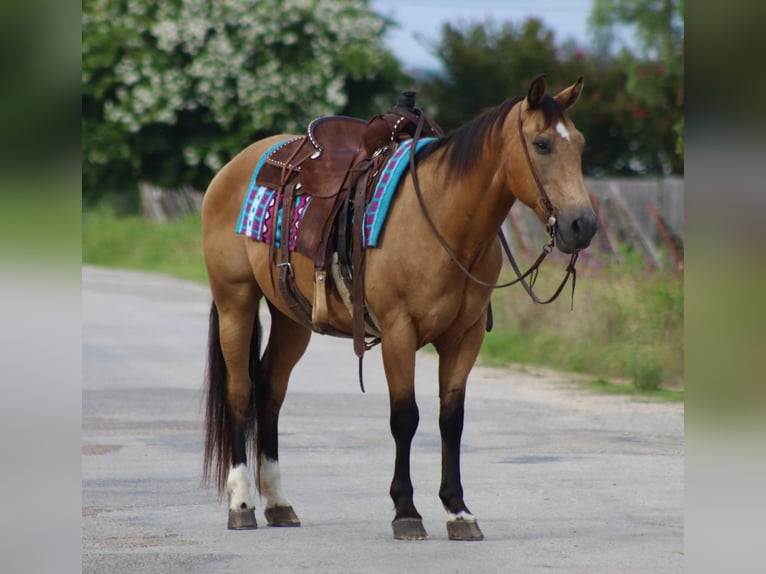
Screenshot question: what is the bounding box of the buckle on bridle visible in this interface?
[546,214,557,233]
[544,214,557,251]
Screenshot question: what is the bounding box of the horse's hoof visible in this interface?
[392,518,428,540]
[228,507,258,530]
[447,518,484,541]
[265,505,301,527]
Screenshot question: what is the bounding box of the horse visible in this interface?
[201,76,597,541]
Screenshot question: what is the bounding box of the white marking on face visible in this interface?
[555,121,571,141]
[226,464,254,510]
[259,456,292,509]
[447,510,477,523]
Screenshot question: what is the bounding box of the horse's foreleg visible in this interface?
[381,323,427,540]
[255,305,311,526]
[435,318,486,541]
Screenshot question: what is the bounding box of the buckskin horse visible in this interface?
[201,76,597,541]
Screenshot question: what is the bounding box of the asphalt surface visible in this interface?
[82,266,684,573]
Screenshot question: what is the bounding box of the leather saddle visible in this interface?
[256,116,368,198]
[253,91,443,364]
[256,117,369,262]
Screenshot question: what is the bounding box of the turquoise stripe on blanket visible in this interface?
[235,140,286,236]
[365,137,434,247]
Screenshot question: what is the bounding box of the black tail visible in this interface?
[202,301,262,495]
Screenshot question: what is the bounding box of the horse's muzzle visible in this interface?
[555,209,598,254]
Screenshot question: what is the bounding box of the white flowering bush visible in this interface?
[83,0,407,201]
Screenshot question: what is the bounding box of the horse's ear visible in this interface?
[526,75,546,110]
[554,76,584,111]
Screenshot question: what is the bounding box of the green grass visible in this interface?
[579,378,683,402]
[82,209,683,396]
[482,252,683,393]
[82,207,208,284]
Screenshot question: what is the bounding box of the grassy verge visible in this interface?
[83,209,683,395]
[482,251,683,393]
[578,378,683,402]
[82,207,208,284]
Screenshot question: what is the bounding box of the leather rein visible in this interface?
[408,102,579,307]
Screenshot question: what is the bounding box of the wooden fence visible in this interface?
[139,182,203,224]
[505,177,684,271]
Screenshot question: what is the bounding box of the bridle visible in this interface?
[408,100,579,307]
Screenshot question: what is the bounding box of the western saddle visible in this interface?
[253,91,442,363]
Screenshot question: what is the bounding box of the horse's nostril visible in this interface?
[571,214,597,243]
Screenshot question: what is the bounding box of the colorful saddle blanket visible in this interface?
[235,137,435,248]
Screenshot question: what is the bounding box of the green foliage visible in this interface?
[589,0,684,168]
[589,0,684,61]
[82,0,409,204]
[417,15,683,176]
[419,19,565,130]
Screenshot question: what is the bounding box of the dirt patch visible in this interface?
[82,443,124,456]
[83,418,200,432]
[82,536,196,549]
[82,506,114,517]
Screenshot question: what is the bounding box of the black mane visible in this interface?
[417,94,566,178]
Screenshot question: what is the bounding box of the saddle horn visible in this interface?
[396,90,417,112]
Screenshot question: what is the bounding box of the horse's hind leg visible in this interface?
[255,303,311,526]
[434,319,486,541]
[204,282,261,530]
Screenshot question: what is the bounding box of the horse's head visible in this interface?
[506,76,597,254]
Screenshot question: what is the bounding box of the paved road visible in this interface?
[82,266,684,573]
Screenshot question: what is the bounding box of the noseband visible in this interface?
[408,101,579,306]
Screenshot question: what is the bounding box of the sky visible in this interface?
[371,0,596,70]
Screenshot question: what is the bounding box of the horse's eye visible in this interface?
[533,139,550,154]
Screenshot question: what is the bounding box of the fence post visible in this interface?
[589,191,621,262]
[646,203,684,272]
[609,183,663,269]
[139,182,167,223]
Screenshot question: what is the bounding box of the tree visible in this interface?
[418,18,566,131]
[82,0,409,204]
[418,17,683,176]
[589,0,684,171]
